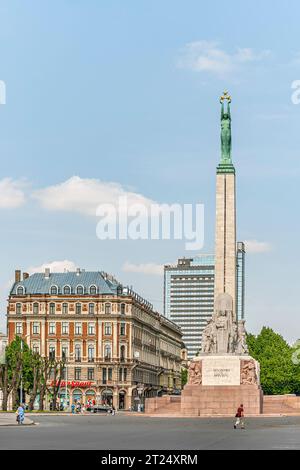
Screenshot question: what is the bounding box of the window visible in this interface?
[33,344,39,355]
[49,322,56,335]
[108,367,112,381]
[62,346,68,360]
[61,367,66,380]
[33,303,39,314]
[50,285,58,295]
[16,322,22,335]
[76,303,82,315]
[120,303,126,315]
[88,323,95,335]
[33,322,40,335]
[90,285,97,295]
[104,344,111,361]
[75,323,82,335]
[63,286,71,295]
[88,303,95,315]
[16,303,22,315]
[104,323,112,335]
[76,285,84,295]
[88,345,95,362]
[62,303,68,314]
[120,323,126,336]
[49,303,55,315]
[49,346,55,359]
[16,286,24,295]
[62,322,69,335]
[105,303,111,315]
[74,368,81,380]
[119,367,127,382]
[75,345,81,362]
[87,368,94,380]
[102,368,107,384]
[120,345,125,362]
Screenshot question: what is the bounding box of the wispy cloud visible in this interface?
[27,260,78,274]
[177,41,270,77]
[0,178,26,209]
[32,176,155,217]
[122,261,164,276]
[244,240,272,253]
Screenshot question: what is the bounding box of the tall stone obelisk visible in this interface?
[214,92,237,320]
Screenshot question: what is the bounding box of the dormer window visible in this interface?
[16,286,25,295]
[50,285,58,295]
[89,285,97,295]
[76,285,84,295]
[63,286,71,295]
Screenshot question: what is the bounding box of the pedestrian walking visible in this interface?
[234,404,245,429]
[16,404,25,425]
[111,405,116,416]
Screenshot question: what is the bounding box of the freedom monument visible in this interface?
[146,93,263,416]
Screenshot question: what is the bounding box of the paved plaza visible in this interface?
[1,414,300,450]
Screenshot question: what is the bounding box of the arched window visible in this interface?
[104,344,111,361]
[16,303,22,315]
[76,285,84,295]
[16,286,25,295]
[89,285,97,295]
[33,303,39,315]
[50,285,58,295]
[120,345,126,362]
[49,303,55,315]
[120,303,126,315]
[88,345,95,362]
[75,344,81,362]
[63,285,71,295]
[105,303,111,315]
[76,303,82,315]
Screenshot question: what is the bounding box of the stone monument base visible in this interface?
[145,354,263,416]
[180,384,263,416]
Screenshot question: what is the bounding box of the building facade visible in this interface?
[7,269,182,410]
[164,247,245,359]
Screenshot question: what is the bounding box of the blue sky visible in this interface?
[0,0,300,341]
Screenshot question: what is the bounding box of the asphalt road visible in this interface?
[1,414,300,450]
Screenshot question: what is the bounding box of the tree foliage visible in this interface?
[247,327,300,395]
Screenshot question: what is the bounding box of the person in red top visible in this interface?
[234,404,245,429]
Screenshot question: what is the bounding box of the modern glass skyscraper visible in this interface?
[164,245,245,359]
[164,255,215,359]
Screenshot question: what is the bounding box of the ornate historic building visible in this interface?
[7,268,182,410]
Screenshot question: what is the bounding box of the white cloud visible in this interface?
[244,240,272,253]
[122,261,164,276]
[27,260,77,274]
[32,176,155,216]
[177,41,270,76]
[0,178,26,208]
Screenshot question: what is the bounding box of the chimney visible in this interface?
[15,270,21,283]
[44,268,50,279]
[76,268,81,276]
[23,272,29,280]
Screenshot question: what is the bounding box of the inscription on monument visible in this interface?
[202,357,240,386]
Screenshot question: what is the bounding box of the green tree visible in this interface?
[181,368,188,387]
[247,327,300,395]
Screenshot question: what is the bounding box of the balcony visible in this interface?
[75,357,81,363]
[88,357,95,363]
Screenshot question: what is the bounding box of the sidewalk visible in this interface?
[0,413,34,426]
